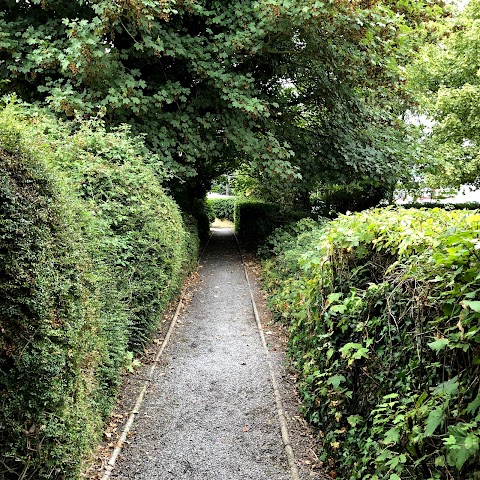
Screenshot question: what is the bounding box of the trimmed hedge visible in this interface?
[234,198,309,251]
[50,119,196,352]
[207,196,236,222]
[311,181,389,217]
[263,208,480,479]
[0,112,104,479]
[400,201,480,210]
[0,104,198,478]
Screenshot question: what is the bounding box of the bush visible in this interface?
[48,118,196,352]
[234,198,309,251]
[190,197,213,242]
[0,103,198,478]
[0,111,103,479]
[207,196,236,222]
[263,207,480,479]
[257,217,326,258]
[311,181,390,217]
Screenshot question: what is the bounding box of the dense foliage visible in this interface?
[311,181,391,218]
[0,0,446,207]
[409,0,480,188]
[207,196,235,222]
[37,114,198,352]
[263,208,480,479]
[0,111,104,478]
[0,104,197,478]
[257,217,326,258]
[234,198,309,251]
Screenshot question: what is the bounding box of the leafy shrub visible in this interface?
[257,217,326,258]
[0,103,198,478]
[263,207,480,479]
[0,111,103,479]
[47,119,195,352]
[234,198,309,251]
[190,197,213,242]
[182,213,201,272]
[207,196,236,222]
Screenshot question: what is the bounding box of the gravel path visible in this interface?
[111,227,292,480]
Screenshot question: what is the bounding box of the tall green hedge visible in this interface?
[49,119,196,352]
[400,201,480,210]
[234,198,309,251]
[263,208,480,479]
[0,112,104,479]
[207,196,236,222]
[0,104,198,478]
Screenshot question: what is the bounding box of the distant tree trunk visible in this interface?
[225,175,230,196]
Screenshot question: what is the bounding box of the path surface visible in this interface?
[111,228,291,480]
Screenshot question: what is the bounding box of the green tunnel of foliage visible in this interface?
[0,103,198,479]
[263,208,480,480]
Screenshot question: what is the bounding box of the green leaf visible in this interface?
[447,445,470,470]
[428,338,449,352]
[461,300,480,312]
[432,377,459,397]
[384,427,400,444]
[327,374,346,389]
[424,407,443,437]
[464,433,479,451]
[466,393,480,414]
[347,415,363,427]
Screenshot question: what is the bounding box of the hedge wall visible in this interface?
[0,112,104,478]
[50,119,197,352]
[0,104,198,478]
[263,208,480,479]
[400,201,480,210]
[207,196,236,222]
[234,198,309,251]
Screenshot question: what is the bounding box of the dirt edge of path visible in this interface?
[242,253,330,480]
[83,270,202,479]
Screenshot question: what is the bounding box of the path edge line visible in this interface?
[100,232,213,480]
[234,232,301,480]
[100,284,188,480]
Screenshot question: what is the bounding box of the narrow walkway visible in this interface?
[111,228,291,480]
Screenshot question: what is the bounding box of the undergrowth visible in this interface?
[263,208,480,479]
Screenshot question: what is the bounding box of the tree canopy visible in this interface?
[409,0,480,189]
[0,0,446,207]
